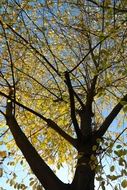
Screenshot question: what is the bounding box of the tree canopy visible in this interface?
[0,0,127,190]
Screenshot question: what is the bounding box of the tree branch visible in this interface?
[1,22,16,115]
[95,94,127,137]
[5,92,66,190]
[79,75,97,137]
[88,0,127,13]
[0,91,77,148]
[47,119,77,148]
[69,36,108,73]
[65,71,82,139]
[0,20,60,76]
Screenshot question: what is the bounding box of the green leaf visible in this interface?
[114,186,119,190]
[121,169,127,176]
[120,101,127,106]
[107,175,120,181]
[37,185,43,190]
[121,180,127,188]
[116,145,122,149]
[110,165,115,172]
[119,158,125,166]
[123,105,127,113]
[20,160,23,165]
[96,176,103,181]
[30,181,35,186]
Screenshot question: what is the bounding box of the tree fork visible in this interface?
[5,90,68,190]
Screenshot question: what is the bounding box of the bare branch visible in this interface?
[0,129,9,138]
[69,36,108,73]
[79,75,97,137]
[0,22,16,115]
[47,119,77,148]
[65,71,82,139]
[95,94,127,137]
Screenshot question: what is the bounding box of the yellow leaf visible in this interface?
[92,145,97,151]
[0,151,7,158]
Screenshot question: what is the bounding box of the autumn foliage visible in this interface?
[0,1,127,190]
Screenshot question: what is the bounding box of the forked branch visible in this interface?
[0,91,77,148]
[5,89,67,190]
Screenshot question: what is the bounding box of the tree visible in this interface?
[0,0,127,189]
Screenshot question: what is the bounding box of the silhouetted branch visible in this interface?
[1,22,16,115]
[65,71,82,139]
[0,90,77,148]
[69,36,108,73]
[5,90,66,190]
[95,94,127,137]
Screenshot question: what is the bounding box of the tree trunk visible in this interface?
[5,91,96,190]
[72,155,95,190]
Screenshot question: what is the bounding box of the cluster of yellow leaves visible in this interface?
[0,1,127,188]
